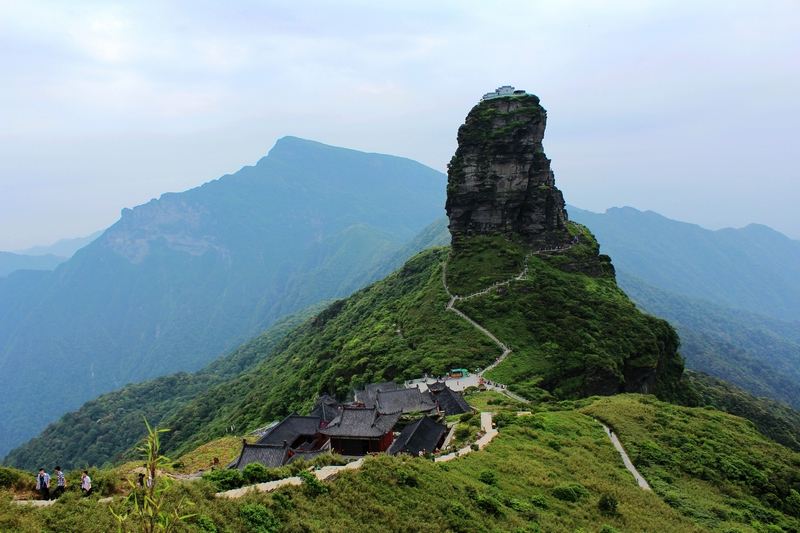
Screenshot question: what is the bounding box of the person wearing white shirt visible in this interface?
[80,470,92,497]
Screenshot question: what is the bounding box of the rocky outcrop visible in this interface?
[446,93,571,248]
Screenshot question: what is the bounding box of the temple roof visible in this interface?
[320,406,400,438]
[375,387,437,415]
[388,416,447,456]
[354,381,401,408]
[231,442,288,470]
[309,395,340,423]
[431,386,472,416]
[257,414,321,446]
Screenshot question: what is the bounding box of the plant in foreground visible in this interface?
[109,418,195,532]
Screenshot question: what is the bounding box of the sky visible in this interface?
[0,0,798,250]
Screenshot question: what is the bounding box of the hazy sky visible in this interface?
[1,1,798,250]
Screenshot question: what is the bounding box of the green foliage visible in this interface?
[446,235,525,294]
[551,483,589,502]
[583,394,800,530]
[239,503,279,533]
[447,233,684,400]
[298,471,328,497]
[679,371,800,451]
[203,469,244,492]
[598,493,619,515]
[109,419,195,533]
[0,467,25,490]
[478,470,497,485]
[242,463,270,485]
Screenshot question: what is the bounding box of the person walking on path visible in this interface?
[80,470,92,497]
[35,468,50,500]
[52,466,66,498]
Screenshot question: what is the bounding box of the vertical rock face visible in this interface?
[446,93,571,247]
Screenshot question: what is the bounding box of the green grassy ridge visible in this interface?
[5,394,798,532]
[682,371,800,451]
[582,395,800,531]
[451,232,683,400]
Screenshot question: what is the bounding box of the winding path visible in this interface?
[599,422,651,491]
[441,244,573,402]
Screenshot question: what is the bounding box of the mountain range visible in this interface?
[0,136,446,458]
[3,139,799,467]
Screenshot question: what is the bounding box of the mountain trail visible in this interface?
[441,243,574,403]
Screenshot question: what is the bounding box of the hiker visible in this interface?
[80,470,92,497]
[211,457,220,470]
[35,468,50,500]
[53,466,66,498]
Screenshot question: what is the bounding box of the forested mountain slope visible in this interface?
[568,205,800,322]
[0,136,446,457]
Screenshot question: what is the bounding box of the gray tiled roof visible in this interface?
[320,407,400,438]
[231,442,288,470]
[257,414,321,446]
[375,388,437,415]
[388,416,447,456]
[354,381,401,408]
[310,395,340,423]
[431,387,472,416]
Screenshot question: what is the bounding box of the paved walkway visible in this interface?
[599,422,651,491]
[435,412,498,462]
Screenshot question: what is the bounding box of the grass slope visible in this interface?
[4,394,798,532]
[583,395,800,531]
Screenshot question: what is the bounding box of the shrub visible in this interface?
[395,467,419,487]
[0,467,24,490]
[459,412,475,423]
[551,483,588,502]
[242,463,270,484]
[470,443,479,451]
[478,470,496,485]
[298,471,328,497]
[475,493,502,516]
[455,427,471,440]
[203,468,243,491]
[530,494,549,509]
[598,493,619,515]
[599,526,620,533]
[193,514,218,532]
[239,503,279,533]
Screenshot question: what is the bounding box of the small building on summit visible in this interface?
[481,85,526,101]
[388,416,447,456]
[320,406,400,455]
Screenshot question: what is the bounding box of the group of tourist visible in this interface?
[34,467,92,500]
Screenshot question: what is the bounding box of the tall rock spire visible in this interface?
[445,91,570,247]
